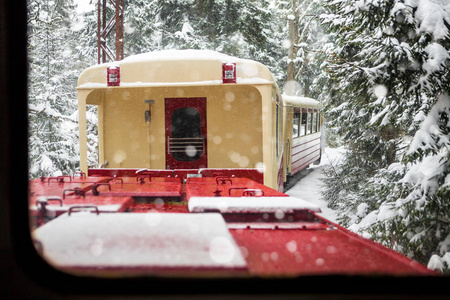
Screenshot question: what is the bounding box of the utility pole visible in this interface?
[286,0,300,95]
[97,0,124,64]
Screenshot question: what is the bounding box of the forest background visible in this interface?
[27,0,449,272]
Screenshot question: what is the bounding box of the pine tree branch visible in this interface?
[29,107,97,127]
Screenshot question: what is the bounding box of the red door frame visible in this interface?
[165,98,207,169]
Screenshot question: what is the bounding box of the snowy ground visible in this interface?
[285,147,346,224]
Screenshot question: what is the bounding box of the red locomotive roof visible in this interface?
[30,171,438,277]
[229,218,434,276]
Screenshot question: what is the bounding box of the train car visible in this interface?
[76,49,323,191]
[282,95,323,182]
[77,49,287,190]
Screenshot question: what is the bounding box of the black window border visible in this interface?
[1,1,448,298]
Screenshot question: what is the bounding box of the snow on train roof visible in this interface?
[188,196,321,213]
[121,49,241,63]
[282,94,320,108]
[33,213,247,270]
[77,49,274,88]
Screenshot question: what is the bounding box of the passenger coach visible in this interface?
[283,95,323,182]
[77,50,322,191]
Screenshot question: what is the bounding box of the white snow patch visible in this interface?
[413,0,450,40]
[373,85,388,98]
[423,43,449,74]
[377,204,397,222]
[122,49,242,64]
[40,155,53,171]
[188,196,321,213]
[181,22,194,34]
[76,0,94,14]
[407,93,450,155]
[428,252,450,271]
[356,202,369,218]
[33,213,247,269]
[285,147,346,223]
[282,94,320,108]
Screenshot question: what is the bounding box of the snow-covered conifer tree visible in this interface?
[319,0,450,271]
[125,0,285,80]
[28,0,82,178]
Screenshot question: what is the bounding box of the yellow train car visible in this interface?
[282,95,323,181]
[77,50,288,190]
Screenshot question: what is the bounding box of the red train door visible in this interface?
[165,98,207,169]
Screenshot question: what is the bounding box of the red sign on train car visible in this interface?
[107,65,120,86]
[222,63,236,83]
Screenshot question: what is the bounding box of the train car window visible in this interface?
[306,111,312,135]
[300,111,307,136]
[279,104,283,156]
[86,105,99,168]
[293,112,300,138]
[317,112,321,132]
[276,103,279,155]
[312,112,317,133]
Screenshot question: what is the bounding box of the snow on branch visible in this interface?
[406,93,450,157]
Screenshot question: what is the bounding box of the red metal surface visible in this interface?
[127,202,189,213]
[30,176,110,184]
[199,168,264,184]
[29,180,107,197]
[86,181,182,197]
[29,195,134,228]
[185,177,288,199]
[30,195,133,215]
[229,222,436,276]
[29,170,437,277]
[114,177,181,184]
[87,168,264,184]
[61,266,246,278]
[97,0,124,64]
[88,169,174,178]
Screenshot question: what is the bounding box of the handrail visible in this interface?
[91,183,111,196]
[48,175,72,184]
[228,187,248,196]
[35,196,63,208]
[107,177,124,186]
[63,188,86,199]
[68,205,99,216]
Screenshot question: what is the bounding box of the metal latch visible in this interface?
[145,99,155,123]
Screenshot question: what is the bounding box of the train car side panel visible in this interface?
[291,133,321,175]
[283,105,293,176]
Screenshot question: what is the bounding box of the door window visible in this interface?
[170,107,203,162]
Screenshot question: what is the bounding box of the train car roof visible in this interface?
[77,49,275,89]
[282,94,320,109]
